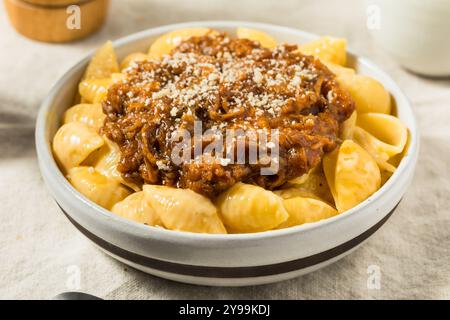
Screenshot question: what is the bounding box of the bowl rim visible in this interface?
[35,20,419,242]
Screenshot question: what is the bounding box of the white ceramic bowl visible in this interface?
[35,21,419,286]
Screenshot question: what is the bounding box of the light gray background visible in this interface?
[0,0,449,299]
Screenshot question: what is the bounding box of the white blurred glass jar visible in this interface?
[366,0,450,76]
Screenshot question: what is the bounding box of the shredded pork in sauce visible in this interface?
[101,32,355,197]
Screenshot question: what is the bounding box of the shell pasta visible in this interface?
[112,191,162,226]
[323,140,381,213]
[215,183,288,233]
[90,138,141,191]
[53,122,104,172]
[52,27,409,234]
[143,185,227,234]
[279,197,338,228]
[67,167,131,210]
[63,103,105,130]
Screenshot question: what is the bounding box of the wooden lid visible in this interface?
[4,0,110,43]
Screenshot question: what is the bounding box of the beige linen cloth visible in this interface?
[0,0,449,299]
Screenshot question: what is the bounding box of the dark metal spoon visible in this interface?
[52,292,103,300]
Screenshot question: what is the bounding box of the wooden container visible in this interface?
[4,0,110,43]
